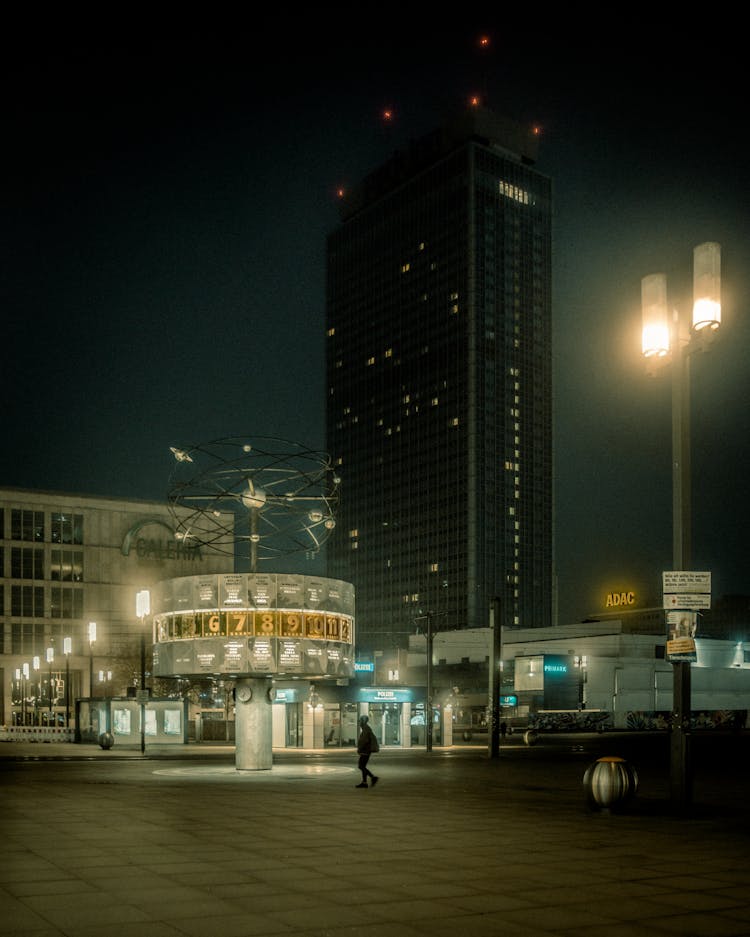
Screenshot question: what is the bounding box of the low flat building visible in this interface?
[403,623,750,731]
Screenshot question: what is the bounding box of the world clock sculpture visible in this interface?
[152,437,353,770]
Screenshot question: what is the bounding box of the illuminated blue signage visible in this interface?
[500,695,518,706]
[543,655,570,676]
[354,661,375,672]
[357,687,414,703]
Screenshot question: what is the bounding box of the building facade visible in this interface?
[325,107,553,652]
[402,624,749,734]
[0,487,227,728]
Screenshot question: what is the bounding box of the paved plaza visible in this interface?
[1,733,749,937]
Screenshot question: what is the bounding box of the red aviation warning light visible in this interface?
[469,95,481,108]
[382,108,394,121]
[478,35,490,48]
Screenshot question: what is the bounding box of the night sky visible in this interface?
[3,26,748,625]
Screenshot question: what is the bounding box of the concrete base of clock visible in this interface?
[235,677,274,770]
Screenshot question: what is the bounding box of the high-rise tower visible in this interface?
[326,107,552,653]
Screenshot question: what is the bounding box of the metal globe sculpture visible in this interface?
[167,436,340,571]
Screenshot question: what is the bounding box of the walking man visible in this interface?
[356,714,379,788]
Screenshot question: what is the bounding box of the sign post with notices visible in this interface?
[662,571,711,664]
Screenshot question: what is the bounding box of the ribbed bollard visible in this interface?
[583,756,638,812]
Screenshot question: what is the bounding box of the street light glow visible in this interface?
[692,241,721,331]
[641,272,670,357]
[136,590,151,618]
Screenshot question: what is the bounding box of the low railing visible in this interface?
[0,725,75,742]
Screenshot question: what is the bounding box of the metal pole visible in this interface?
[250,510,258,573]
[65,656,70,728]
[140,628,146,755]
[671,307,692,809]
[488,597,502,759]
[426,613,433,752]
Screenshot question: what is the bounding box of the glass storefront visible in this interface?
[368,702,402,747]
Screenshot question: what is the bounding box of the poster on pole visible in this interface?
[666,610,698,662]
[662,571,711,610]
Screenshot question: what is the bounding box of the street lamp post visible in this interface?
[21,662,29,725]
[641,241,721,810]
[88,622,97,698]
[136,590,151,755]
[425,612,433,752]
[63,637,72,728]
[488,597,502,759]
[32,656,41,725]
[16,664,29,726]
[46,646,54,724]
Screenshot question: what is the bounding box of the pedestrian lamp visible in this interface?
[14,668,21,725]
[22,661,30,725]
[136,590,151,755]
[88,621,97,697]
[32,656,40,725]
[63,636,72,728]
[641,241,721,809]
[46,646,54,721]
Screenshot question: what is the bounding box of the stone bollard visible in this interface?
[583,756,638,812]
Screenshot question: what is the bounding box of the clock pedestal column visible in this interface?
[235,677,274,770]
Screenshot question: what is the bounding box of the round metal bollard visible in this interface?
[98,732,114,750]
[583,755,638,811]
[524,729,538,746]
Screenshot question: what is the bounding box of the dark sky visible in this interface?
[3,25,748,624]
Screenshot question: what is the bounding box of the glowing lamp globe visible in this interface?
[641,273,670,358]
[692,241,721,331]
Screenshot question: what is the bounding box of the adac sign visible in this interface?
[605,590,636,608]
[121,517,202,561]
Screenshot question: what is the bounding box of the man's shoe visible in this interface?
[371,776,379,787]
[355,782,368,788]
